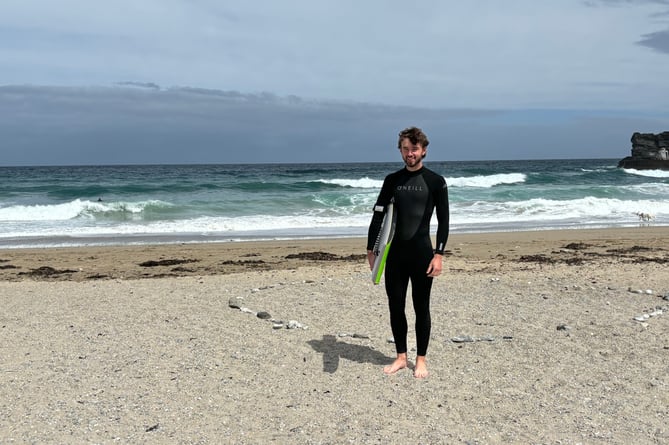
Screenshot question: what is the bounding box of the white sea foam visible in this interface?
[2,196,666,246]
[0,213,371,240]
[0,199,93,221]
[447,173,527,188]
[623,168,669,178]
[622,183,669,195]
[452,197,669,224]
[315,177,383,188]
[0,199,171,221]
[315,173,528,189]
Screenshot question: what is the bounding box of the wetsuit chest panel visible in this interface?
[393,171,433,242]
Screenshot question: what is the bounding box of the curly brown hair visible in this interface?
[397,127,429,149]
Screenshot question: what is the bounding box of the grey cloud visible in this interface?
[584,0,669,5]
[2,2,668,111]
[0,85,499,165]
[583,0,669,55]
[637,28,669,52]
[1,84,665,166]
[116,81,160,90]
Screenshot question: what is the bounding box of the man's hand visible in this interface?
[367,250,376,270]
[426,254,443,277]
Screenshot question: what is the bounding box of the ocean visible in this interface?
[1,159,667,248]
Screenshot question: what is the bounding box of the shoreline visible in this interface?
[0,226,669,281]
[2,222,666,250]
[1,226,667,282]
[1,226,668,443]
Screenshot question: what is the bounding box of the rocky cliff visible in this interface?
[618,132,669,170]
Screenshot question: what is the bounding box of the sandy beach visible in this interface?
[1,227,668,444]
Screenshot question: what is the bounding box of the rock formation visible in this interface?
[618,132,669,170]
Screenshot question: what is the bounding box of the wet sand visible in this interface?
[1,227,668,443]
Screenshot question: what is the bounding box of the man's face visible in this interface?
[399,138,426,170]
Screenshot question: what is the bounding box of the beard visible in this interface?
[403,155,422,168]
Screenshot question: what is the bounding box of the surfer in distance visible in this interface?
[366,126,450,378]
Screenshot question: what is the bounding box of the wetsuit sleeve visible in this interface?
[366,175,394,251]
[433,179,450,254]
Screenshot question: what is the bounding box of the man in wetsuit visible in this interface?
[367,126,449,379]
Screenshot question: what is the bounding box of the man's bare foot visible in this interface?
[383,354,408,375]
[413,356,429,379]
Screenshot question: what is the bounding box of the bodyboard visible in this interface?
[371,201,396,284]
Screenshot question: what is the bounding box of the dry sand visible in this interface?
[1,227,668,444]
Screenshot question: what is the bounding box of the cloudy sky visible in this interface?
[2,0,668,165]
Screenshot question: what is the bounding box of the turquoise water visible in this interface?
[1,159,667,247]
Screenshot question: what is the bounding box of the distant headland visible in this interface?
[618,132,669,170]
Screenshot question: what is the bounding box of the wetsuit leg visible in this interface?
[410,238,434,356]
[384,244,411,354]
[384,238,434,356]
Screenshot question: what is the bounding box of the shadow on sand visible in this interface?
[307,334,393,374]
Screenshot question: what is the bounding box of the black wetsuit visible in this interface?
[367,166,449,356]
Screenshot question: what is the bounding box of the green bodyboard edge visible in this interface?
[372,240,392,285]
